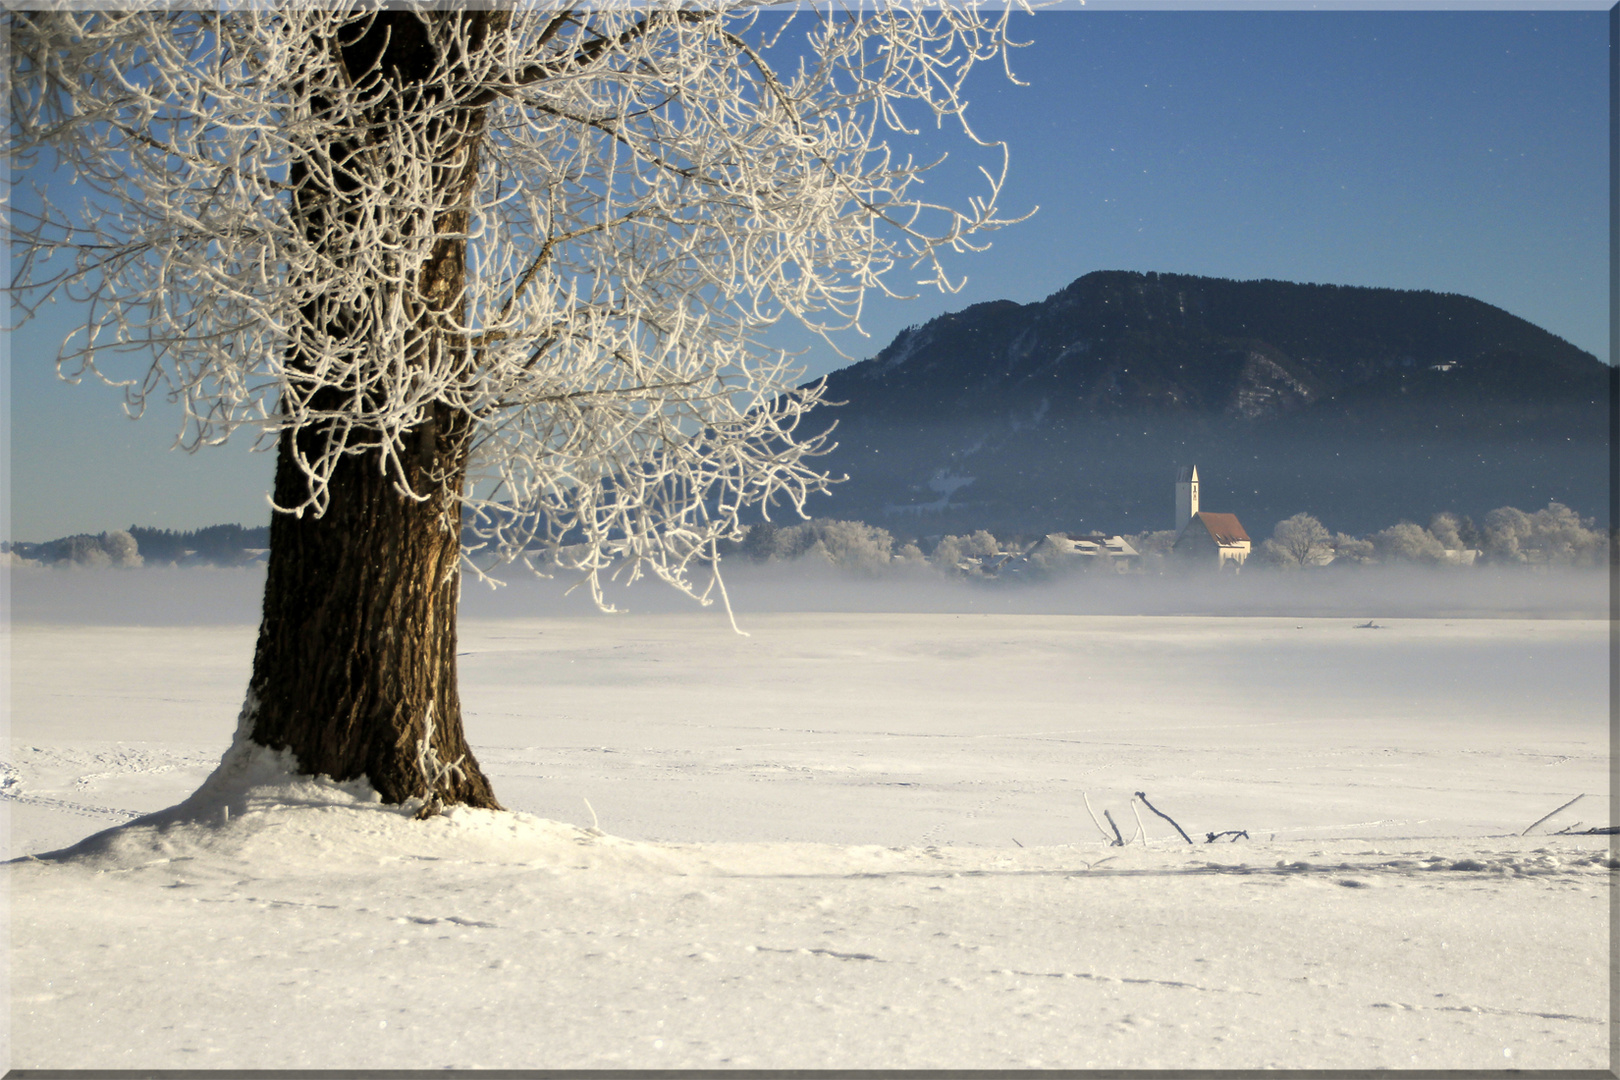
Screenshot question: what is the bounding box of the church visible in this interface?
[1170,466,1251,571]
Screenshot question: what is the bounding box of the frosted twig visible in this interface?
[709,540,749,637]
[414,702,467,818]
[582,796,600,832]
[1129,798,1148,845]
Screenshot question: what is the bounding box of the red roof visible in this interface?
[1193,512,1249,546]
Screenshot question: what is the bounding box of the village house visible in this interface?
[1171,465,1251,571]
[1039,532,1141,572]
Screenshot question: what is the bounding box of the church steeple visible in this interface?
[1175,465,1199,531]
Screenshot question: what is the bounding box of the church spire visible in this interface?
[1175,465,1199,531]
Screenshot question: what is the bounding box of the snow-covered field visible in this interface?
[5,566,1613,1069]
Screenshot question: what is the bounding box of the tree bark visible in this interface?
[247,408,499,811]
[243,11,503,812]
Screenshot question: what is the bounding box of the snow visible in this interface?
[4,565,1612,1069]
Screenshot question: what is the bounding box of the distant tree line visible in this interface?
[4,524,269,568]
[719,519,1011,575]
[9,503,1607,576]
[724,519,915,575]
[2,529,144,568]
[1239,503,1609,570]
[126,524,270,566]
[717,500,1609,578]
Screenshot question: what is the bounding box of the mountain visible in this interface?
[801,270,1610,537]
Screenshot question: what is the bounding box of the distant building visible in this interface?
[1041,532,1140,572]
[1171,466,1251,571]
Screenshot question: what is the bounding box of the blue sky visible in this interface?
[6,7,1610,540]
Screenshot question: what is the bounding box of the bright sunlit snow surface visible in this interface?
[5,565,1613,1069]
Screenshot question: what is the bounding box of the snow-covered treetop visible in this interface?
[8,4,1029,607]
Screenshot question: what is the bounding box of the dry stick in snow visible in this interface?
[1521,793,1584,836]
[1102,809,1125,847]
[1081,791,1114,844]
[1135,791,1193,844]
[1129,798,1149,845]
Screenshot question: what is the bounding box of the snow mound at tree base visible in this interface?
[21,743,687,877]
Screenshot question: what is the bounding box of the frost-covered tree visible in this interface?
[1481,503,1607,567]
[1523,502,1607,566]
[1121,529,1177,572]
[1125,530,1178,559]
[10,7,1026,811]
[1426,511,1475,553]
[1330,532,1375,565]
[1370,521,1446,565]
[931,529,1000,572]
[1480,506,1534,563]
[1260,513,1331,569]
[98,529,143,568]
[775,519,896,573]
[731,517,895,572]
[37,529,143,568]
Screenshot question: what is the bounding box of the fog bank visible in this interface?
[9,560,1606,626]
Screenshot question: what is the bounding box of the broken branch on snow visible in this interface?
[1135,790,1193,844]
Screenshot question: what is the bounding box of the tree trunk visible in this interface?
[242,11,503,813]
[245,408,500,812]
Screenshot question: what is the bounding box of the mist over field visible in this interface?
[505,561,1610,621]
[10,557,1608,627]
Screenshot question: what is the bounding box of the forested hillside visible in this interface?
[806,271,1608,535]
